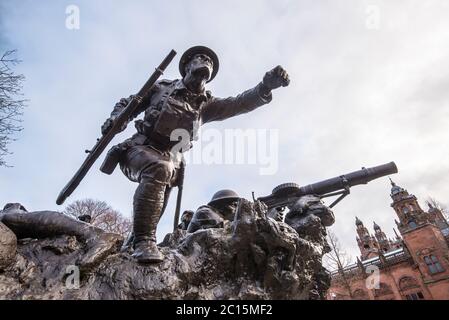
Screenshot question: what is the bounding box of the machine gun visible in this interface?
[56,50,177,205]
[257,161,398,211]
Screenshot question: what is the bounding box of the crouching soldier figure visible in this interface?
[188,190,240,233]
[0,203,122,270]
[101,46,289,263]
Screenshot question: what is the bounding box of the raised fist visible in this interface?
[263,65,290,90]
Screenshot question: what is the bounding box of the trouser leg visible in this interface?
[132,184,172,243]
[131,160,174,263]
[132,180,166,244]
[120,185,172,253]
[119,145,176,263]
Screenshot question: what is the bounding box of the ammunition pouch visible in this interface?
[100,134,148,175]
[100,145,123,175]
[136,97,198,152]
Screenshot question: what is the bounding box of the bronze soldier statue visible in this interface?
[101,46,290,263]
[188,190,335,235]
[188,189,240,233]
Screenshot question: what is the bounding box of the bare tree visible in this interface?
[64,198,132,237]
[323,230,353,299]
[426,197,449,221]
[0,50,26,167]
[324,230,352,270]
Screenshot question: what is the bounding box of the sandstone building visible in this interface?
[327,180,449,300]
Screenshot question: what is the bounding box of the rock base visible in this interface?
[0,200,330,300]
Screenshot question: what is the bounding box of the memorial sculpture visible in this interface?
[0,46,399,299]
[57,46,290,263]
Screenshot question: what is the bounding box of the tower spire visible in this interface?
[373,221,381,230]
[390,179,429,234]
[393,228,400,239]
[389,177,396,186]
[355,216,380,260]
[390,178,406,197]
[373,221,391,253]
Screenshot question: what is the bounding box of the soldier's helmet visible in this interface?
[179,45,219,82]
[181,210,194,220]
[2,203,27,212]
[208,189,240,206]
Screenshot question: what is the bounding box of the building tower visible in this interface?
[389,179,449,299]
[356,217,379,260]
[373,222,392,253]
[390,178,429,233]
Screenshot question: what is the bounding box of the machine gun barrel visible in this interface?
[257,161,398,210]
[299,161,398,196]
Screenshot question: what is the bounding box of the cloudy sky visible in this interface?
[1,0,449,262]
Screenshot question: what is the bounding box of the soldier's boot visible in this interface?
[1,211,122,270]
[120,186,171,254]
[131,180,166,264]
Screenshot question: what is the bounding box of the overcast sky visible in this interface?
[1,0,449,262]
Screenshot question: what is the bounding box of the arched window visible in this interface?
[405,292,424,300]
[424,255,444,274]
[374,283,393,297]
[399,276,419,291]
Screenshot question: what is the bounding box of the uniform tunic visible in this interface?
[107,79,272,185]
